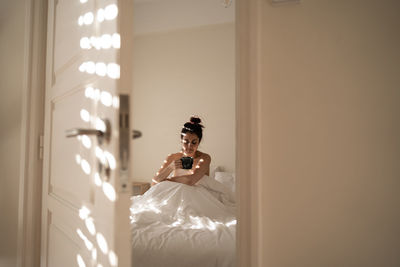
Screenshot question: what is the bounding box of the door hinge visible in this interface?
[39,134,44,160]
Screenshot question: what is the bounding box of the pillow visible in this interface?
[214,171,235,193]
[209,165,223,179]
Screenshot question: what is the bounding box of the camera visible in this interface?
[180,157,193,169]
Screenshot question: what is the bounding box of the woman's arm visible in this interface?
[168,154,211,186]
[151,154,175,186]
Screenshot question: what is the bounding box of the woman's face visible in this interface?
[181,132,200,157]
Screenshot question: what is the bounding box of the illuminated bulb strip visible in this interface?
[80,33,120,50]
[79,62,120,79]
[79,4,118,26]
[96,4,118,23]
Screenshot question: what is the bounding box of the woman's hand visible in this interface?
[171,159,183,171]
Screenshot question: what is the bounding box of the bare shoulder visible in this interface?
[197,151,211,162]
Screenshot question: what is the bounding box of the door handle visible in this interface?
[65,128,103,137]
[66,119,111,144]
[132,130,142,139]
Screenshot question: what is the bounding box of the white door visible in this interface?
[41,0,133,267]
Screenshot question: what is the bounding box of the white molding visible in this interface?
[236,0,262,266]
[17,0,47,266]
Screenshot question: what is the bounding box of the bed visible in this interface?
[130,171,236,267]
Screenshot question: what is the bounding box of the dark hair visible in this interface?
[181,116,204,142]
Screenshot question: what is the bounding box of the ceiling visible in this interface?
[133,0,235,35]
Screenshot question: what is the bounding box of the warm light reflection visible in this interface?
[91,248,97,261]
[79,206,91,220]
[81,159,91,175]
[100,91,113,107]
[95,118,106,132]
[102,182,116,202]
[95,147,106,164]
[108,250,118,266]
[82,135,92,149]
[95,62,107,76]
[86,61,96,74]
[225,219,237,227]
[80,109,90,122]
[189,215,217,231]
[100,34,112,49]
[103,151,116,169]
[93,88,101,101]
[112,96,119,108]
[79,61,120,78]
[94,172,102,187]
[107,63,120,79]
[104,4,118,20]
[77,229,93,250]
[96,233,108,254]
[112,33,120,49]
[80,37,91,49]
[80,34,120,50]
[83,12,94,25]
[79,62,86,72]
[75,154,82,164]
[97,8,105,22]
[97,264,104,267]
[85,87,94,98]
[78,16,84,26]
[90,36,100,50]
[77,254,86,267]
[85,217,96,235]
[80,0,88,3]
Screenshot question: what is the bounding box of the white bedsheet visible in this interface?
[130,175,236,267]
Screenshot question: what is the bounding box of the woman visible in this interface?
[131,117,235,267]
[151,116,211,186]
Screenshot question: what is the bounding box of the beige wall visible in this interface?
[257,0,400,266]
[131,23,235,182]
[0,0,26,266]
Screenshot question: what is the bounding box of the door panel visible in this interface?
[50,90,92,207]
[42,0,133,267]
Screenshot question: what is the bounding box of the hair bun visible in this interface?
[190,116,201,125]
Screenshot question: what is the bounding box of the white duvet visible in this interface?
[130,175,236,267]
